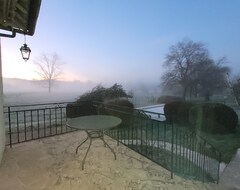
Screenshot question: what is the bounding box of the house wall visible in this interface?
[0,39,5,163]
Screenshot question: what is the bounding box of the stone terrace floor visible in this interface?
[0,131,227,190]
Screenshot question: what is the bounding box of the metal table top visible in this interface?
[67,115,122,130]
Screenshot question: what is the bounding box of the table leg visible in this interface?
[81,137,92,170]
[75,130,116,169]
[100,136,116,160]
[76,136,89,154]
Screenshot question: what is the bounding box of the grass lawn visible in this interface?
[200,127,240,163]
[174,121,240,164]
[178,99,240,164]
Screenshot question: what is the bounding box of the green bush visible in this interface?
[66,101,97,118]
[98,98,134,127]
[163,101,182,123]
[157,95,184,104]
[176,102,194,125]
[189,103,238,134]
[68,83,131,119]
[164,101,194,125]
[164,101,238,134]
[188,105,198,126]
[76,83,130,103]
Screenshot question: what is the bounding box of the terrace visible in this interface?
[0,130,223,190]
[0,101,226,190]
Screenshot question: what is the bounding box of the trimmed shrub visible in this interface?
[189,103,238,134]
[213,104,238,133]
[157,95,184,104]
[68,83,131,118]
[165,101,238,134]
[164,101,194,125]
[176,102,194,125]
[163,101,182,122]
[188,105,199,126]
[98,98,134,127]
[66,101,97,118]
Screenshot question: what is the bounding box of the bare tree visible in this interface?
[34,53,64,93]
[193,58,229,101]
[162,39,209,99]
[161,39,229,100]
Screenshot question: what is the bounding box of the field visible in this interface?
[3,91,81,106]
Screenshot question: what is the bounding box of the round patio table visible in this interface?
[67,115,122,169]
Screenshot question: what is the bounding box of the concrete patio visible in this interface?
[0,131,226,190]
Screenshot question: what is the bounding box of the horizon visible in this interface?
[2,77,161,97]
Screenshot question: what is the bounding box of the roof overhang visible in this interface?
[0,0,42,38]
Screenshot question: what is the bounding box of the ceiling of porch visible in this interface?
[0,0,41,37]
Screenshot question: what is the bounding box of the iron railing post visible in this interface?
[8,106,12,148]
[217,151,221,184]
[117,126,119,146]
[171,122,174,179]
[202,141,206,182]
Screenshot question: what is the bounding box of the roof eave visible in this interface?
[0,0,42,37]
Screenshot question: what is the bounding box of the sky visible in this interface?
[1,0,240,86]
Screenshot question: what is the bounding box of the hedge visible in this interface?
[164,101,194,125]
[66,101,97,118]
[98,98,134,127]
[164,101,238,134]
[189,103,238,134]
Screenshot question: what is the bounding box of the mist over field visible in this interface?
[3,78,93,106]
[3,78,161,107]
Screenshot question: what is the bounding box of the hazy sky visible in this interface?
[1,0,240,85]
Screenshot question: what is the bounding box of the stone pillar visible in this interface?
[0,38,5,163]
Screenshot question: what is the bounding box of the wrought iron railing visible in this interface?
[4,102,75,146]
[4,101,221,183]
[103,104,221,183]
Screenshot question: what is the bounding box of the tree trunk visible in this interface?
[48,80,51,93]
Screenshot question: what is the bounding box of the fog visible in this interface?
[3,78,94,106]
[3,78,162,107]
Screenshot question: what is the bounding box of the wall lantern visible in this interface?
[20,35,31,61]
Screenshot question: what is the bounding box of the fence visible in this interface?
[4,102,76,146]
[4,101,221,183]
[103,104,221,183]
